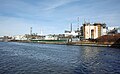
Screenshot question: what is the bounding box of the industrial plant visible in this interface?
[0,19,120,48]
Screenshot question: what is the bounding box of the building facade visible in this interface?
[82,23,107,39]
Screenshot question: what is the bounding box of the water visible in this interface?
[0,42,120,74]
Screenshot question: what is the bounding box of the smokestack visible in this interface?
[70,23,72,32]
[77,17,80,30]
[30,27,32,35]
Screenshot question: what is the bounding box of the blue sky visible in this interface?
[0,0,120,36]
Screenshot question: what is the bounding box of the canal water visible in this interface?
[0,42,120,74]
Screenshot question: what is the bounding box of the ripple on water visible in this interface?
[0,42,120,74]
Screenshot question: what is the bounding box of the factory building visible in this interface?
[82,23,107,39]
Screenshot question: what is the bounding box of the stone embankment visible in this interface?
[10,34,120,48]
[67,34,120,48]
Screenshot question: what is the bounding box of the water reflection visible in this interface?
[82,46,100,58]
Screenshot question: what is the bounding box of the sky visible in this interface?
[0,0,120,36]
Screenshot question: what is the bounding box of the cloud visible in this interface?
[44,0,79,10]
[0,0,120,36]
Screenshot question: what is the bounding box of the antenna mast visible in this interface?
[84,19,86,24]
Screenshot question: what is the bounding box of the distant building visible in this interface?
[14,35,27,40]
[64,23,80,37]
[1,36,13,42]
[45,34,58,40]
[64,30,79,37]
[107,26,120,35]
[64,23,81,42]
[82,23,107,39]
[0,36,4,41]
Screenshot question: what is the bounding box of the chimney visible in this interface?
[70,23,72,32]
[30,27,32,35]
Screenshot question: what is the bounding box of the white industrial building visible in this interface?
[64,31,79,37]
[45,35,58,40]
[14,35,27,40]
[64,23,80,37]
